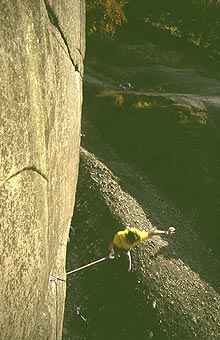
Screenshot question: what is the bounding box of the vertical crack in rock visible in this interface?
[43,0,81,74]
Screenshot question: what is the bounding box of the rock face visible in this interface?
[0,1,85,339]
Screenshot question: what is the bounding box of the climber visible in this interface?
[108,226,176,272]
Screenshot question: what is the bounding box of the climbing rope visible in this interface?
[66,256,109,275]
[50,256,109,283]
[48,256,109,339]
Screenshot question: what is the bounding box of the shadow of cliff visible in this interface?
[79,119,220,294]
[64,141,220,340]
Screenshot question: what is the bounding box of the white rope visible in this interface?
[66,256,109,276]
[49,256,109,283]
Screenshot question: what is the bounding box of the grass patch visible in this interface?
[96,90,124,106]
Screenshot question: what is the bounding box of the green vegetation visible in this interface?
[84,0,220,261]
[86,0,127,36]
[86,0,220,55]
[129,0,220,52]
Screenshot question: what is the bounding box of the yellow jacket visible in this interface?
[113,227,149,250]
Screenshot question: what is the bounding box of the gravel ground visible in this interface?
[63,138,220,340]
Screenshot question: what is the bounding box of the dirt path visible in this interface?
[85,63,220,108]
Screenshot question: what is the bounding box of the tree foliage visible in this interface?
[86,0,220,53]
[126,0,220,52]
[86,0,127,36]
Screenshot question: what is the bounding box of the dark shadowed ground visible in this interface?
[63,35,220,340]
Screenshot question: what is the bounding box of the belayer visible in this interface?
[108,226,176,272]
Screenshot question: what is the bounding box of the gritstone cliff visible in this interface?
[0,1,85,339]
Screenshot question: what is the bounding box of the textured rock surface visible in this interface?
[0,1,85,339]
